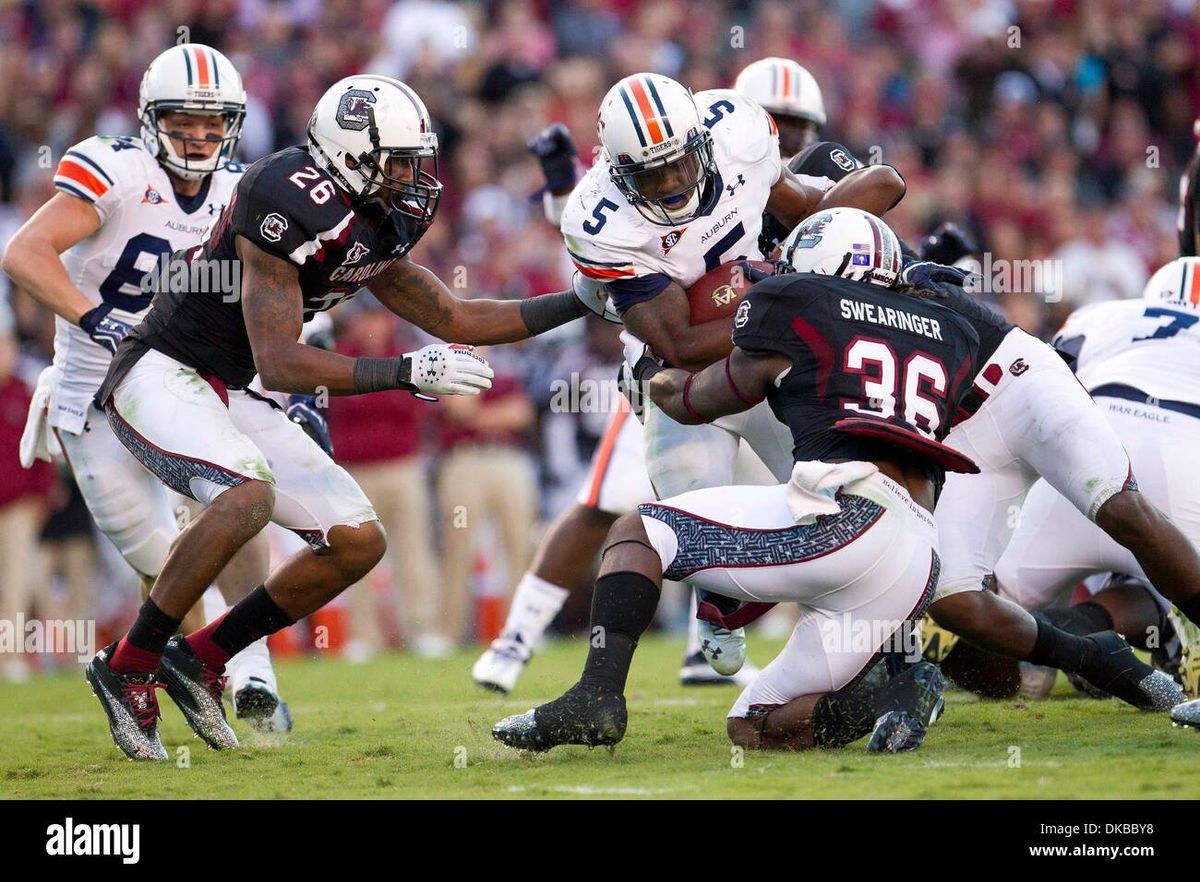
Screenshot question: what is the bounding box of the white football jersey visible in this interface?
[1054,298,1200,406]
[49,135,241,432]
[561,89,781,308]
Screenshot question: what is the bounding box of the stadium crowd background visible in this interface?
[1,0,1197,676]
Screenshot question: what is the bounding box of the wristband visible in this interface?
[353,356,414,393]
[520,289,585,335]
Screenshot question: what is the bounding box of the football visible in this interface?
[685,260,774,325]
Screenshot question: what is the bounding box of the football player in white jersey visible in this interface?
[2,44,290,731]
[992,257,1200,715]
[472,72,904,692]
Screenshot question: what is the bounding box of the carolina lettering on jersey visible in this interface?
[733,273,980,476]
[99,146,410,396]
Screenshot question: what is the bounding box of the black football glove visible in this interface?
[286,394,334,458]
[528,122,579,193]
[901,259,974,289]
[79,304,133,356]
[920,222,979,266]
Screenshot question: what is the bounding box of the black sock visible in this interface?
[1038,602,1113,636]
[579,571,660,693]
[1026,613,1093,672]
[1177,594,1200,629]
[125,598,182,654]
[211,585,295,659]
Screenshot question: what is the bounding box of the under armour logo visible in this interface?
[725,174,745,196]
[207,203,219,215]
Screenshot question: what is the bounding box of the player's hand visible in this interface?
[920,222,979,266]
[738,260,774,283]
[286,394,334,457]
[901,259,974,290]
[571,272,622,323]
[79,304,132,356]
[403,343,494,400]
[528,122,579,193]
[620,329,661,380]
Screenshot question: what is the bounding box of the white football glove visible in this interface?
[571,272,622,323]
[405,343,494,397]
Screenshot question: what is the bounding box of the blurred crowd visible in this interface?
[2,0,1198,675]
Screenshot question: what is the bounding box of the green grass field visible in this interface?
[3,634,1198,799]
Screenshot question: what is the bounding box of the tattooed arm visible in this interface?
[237,236,360,394]
[369,258,586,342]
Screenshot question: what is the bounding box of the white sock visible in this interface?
[228,637,276,694]
[500,573,569,648]
[684,591,702,658]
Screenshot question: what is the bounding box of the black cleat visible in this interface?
[866,660,944,753]
[85,643,168,761]
[234,676,280,722]
[1171,698,1200,729]
[1076,631,1185,711]
[158,637,239,750]
[493,682,627,752]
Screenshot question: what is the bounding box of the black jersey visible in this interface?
[99,146,412,396]
[759,141,861,256]
[732,273,981,476]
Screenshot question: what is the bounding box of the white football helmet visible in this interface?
[734,57,824,155]
[597,73,717,226]
[1142,256,1200,309]
[138,44,246,181]
[308,74,442,251]
[779,207,902,288]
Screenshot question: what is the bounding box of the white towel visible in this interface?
[18,365,64,468]
[785,460,879,525]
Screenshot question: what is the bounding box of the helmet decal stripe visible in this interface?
[1180,261,1188,304]
[628,77,664,145]
[182,45,194,85]
[208,47,220,88]
[619,86,648,148]
[194,46,210,87]
[645,77,673,139]
[866,214,883,268]
[1191,261,1200,305]
[781,64,792,102]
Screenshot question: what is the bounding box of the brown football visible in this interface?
[684,260,774,326]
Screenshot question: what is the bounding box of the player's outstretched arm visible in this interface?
[369,258,589,343]
[645,346,790,425]
[240,237,493,399]
[766,164,906,230]
[1,192,101,324]
[621,280,739,372]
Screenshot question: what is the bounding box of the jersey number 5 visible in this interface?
[842,337,947,437]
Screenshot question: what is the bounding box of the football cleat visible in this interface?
[679,651,760,686]
[1168,607,1200,698]
[158,637,239,750]
[85,643,168,761]
[1170,698,1200,729]
[1076,631,1186,712]
[866,710,927,753]
[492,681,626,752]
[234,677,293,734]
[698,619,746,676]
[472,635,532,694]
